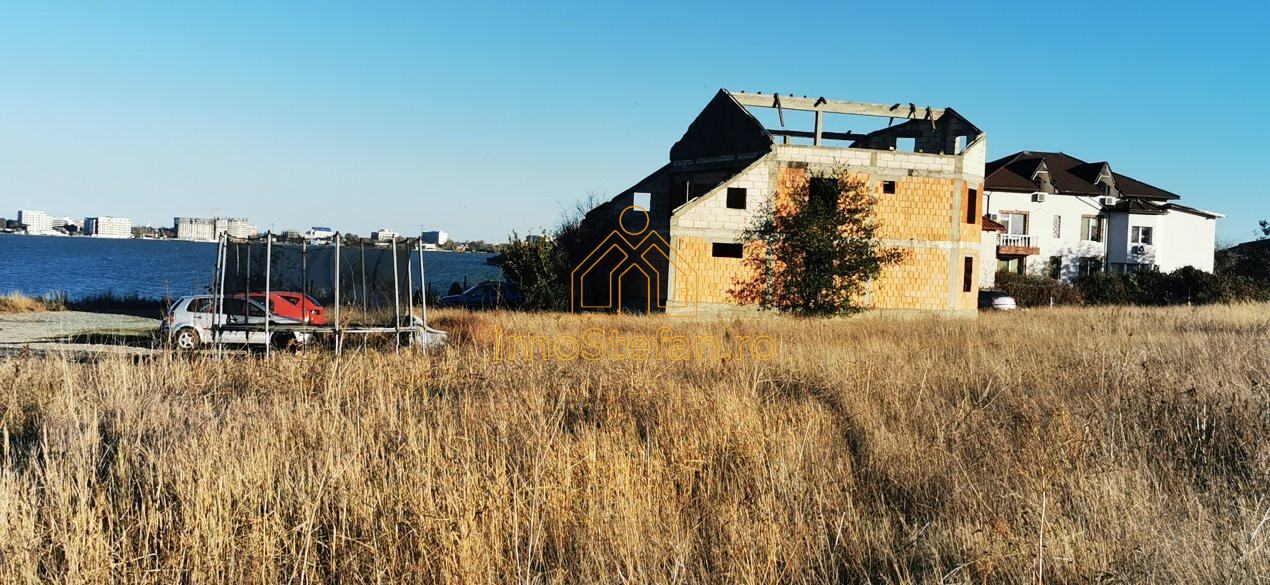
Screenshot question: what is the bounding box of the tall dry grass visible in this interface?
[0,292,64,313]
[1,304,1268,583]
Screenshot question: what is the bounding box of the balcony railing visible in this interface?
[998,233,1033,248]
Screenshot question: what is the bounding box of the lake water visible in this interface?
[0,234,503,300]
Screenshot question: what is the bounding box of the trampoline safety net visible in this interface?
[220,239,415,325]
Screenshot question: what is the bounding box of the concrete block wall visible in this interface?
[666,141,984,316]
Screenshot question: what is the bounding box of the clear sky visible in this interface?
[1,1,1266,243]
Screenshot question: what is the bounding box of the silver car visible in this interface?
[161,295,310,350]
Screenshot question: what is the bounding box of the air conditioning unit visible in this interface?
[1130,245,1146,255]
[987,213,999,222]
[1100,196,1118,206]
[1032,193,1046,203]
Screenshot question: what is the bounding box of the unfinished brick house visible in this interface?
[575,89,987,317]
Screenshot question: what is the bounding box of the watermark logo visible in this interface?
[570,206,697,316]
[493,205,778,362]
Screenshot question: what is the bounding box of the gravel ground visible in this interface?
[0,311,161,357]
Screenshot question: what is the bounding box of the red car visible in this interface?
[236,292,329,325]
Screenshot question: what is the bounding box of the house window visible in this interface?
[998,257,1024,274]
[1078,257,1103,276]
[1000,212,1028,235]
[1047,256,1061,279]
[966,189,978,224]
[711,243,743,258]
[1131,226,1153,245]
[882,180,896,194]
[1080,215,1103,242]
[962,257,974,292]
[633,192,651,211]
[726,187,747,210]
[1052,215,1062,238]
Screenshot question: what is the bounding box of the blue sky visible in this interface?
[1,1,1266,243]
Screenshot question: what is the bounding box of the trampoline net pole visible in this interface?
[391,237,401,353]
[334,233,341,355]
[265,232,272,359]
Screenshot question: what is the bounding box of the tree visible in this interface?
[495,231,572,310]
[493,193,602,311]
[1258,219,1269,240]
[730,168,904,316]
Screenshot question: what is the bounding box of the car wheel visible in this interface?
[174,327,200,350]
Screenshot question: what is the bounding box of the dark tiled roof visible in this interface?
[985,151,1180,200]
[1104,199,1167,215]
[1111,172,1181,200]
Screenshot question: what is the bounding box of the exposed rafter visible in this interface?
[728,91,946,120]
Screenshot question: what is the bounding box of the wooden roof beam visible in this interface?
[728,91,946,120]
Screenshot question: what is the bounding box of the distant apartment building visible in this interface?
[84,216,133,238]
[983,151,1222,280]
[305,226,336,241]
[421,230,449,246]
[217,218,257,239]
[175,217,217,241]
[175,217,256,240]
[371,228,400,242]
[50,217,82,232]
[17,210,54,235]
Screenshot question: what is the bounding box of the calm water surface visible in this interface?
[0,234,502,300]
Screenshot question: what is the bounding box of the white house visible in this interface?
[983,151,1221,280]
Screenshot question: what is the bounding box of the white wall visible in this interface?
[986,190,1219,277]
[979,231,998,288]
[1155,210,1218,272]
[983,190,1106,279]
[1105,213,1158,268]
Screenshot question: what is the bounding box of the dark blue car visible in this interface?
[438,281,523,309]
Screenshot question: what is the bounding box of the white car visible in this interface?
[161,295,311,350]
[977,290,1019,311]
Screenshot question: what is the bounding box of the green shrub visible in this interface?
[1076,267,1265,306]
[993,272,1083,308]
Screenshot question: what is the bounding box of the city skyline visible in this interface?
[7,207,451,242]
[1,2,1267,243]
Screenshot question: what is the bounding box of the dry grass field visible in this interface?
[0,292,62,313]
[1,304,1268,583]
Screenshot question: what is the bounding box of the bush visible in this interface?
[1073,272,1132,305]
[993,272,1082,308]
[493,233,572,311]
[1076,267,1264,306]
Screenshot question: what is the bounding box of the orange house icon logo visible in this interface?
[571,206,697,316]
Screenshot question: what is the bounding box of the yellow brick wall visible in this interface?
[670,162,981,315]
[671,235,754,305]
[871,247,951,311]
[875,176,957,242]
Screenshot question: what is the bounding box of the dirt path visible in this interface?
[0,311,160,357]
